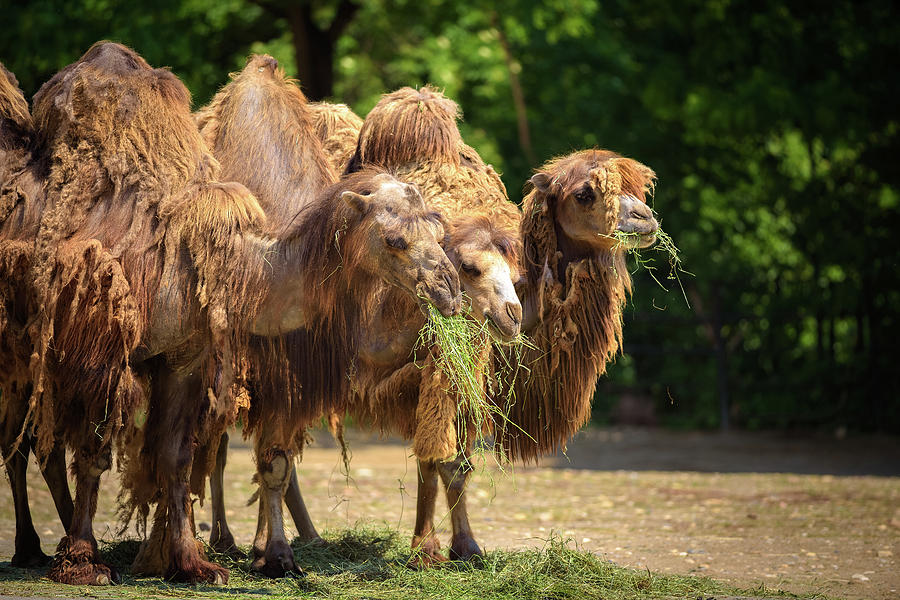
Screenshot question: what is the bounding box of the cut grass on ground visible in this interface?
[0,524,809,600]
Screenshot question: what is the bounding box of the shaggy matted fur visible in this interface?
[309,101,363,173]
[0,61,75,571]
[495,149,657,463]
[15,41,278,585]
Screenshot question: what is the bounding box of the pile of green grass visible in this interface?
[417,302,534,457]
[0,525,769,600]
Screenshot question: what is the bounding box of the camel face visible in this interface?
[531,155,658,252]
[343,176,461,317]
[447,223,522,340]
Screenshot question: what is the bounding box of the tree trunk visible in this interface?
[256,1,359,101]
[285,5,333,101]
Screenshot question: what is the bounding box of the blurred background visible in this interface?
[3,0,898,434]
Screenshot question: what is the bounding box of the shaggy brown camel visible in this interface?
[0,62,74,569]
[495,149,658,461]
[204,85,524,573]
[194,58,464,576]
[1,42,459,586]
[346,87,523,566]
[196,90,363,569]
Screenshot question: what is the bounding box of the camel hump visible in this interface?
[0,62,33,144]
[245,54,279,74]
[354,84,463,169]
[78,41,152,75]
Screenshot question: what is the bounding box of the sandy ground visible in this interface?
[1,427,898,599]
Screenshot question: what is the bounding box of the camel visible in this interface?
[217,85,524,572]
[200,96,364,562]
[409,148,660,563]
[1,42,460,586]
[401,149,660,565]
[345,86,525,566]
[0,62,74,569]
[495,149,659,461]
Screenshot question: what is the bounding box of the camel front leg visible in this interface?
[409,458,447,568]
[132,368,227,584]
[437,450,483,561]
[250,435,301,578]
[284,466,321,542]
[208,431,243,557]
[47,446,119,585]
[39,438,74,534]
[5,435,49,568]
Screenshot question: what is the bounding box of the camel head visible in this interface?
[340,172,462,317]
[446,216,523,340]
[530,150,658,253]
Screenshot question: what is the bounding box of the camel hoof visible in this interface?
[449,535,484,562]
[250,540,302,579]
[408,536,448,569]
[11,549,51,568]
[210,533,245,559]
[47,536,119,585]
[167,559,229,585]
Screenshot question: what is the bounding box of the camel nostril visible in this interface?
[506,301,522,325]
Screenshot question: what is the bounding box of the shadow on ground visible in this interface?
[544,428,900,476]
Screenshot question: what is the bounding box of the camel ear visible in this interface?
[530,172,552,193]
[342,190,369,214]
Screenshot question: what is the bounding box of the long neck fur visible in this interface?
[496,187,631,463]
[245,172,383,438]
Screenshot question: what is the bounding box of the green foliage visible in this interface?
[1,0,897,431]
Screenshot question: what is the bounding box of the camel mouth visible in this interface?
[613,223,659,249]
[416,285,461,318]
[484,312,520,342]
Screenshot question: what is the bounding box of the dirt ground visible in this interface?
[1,427,898,599]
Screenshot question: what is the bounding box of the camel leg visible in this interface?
[208,431,243,557]
[408,458,447,568]
[284,466,321,543]
[251,487,267,560]
[437,450,483,561]
[250,440,301,578]
[5,436,49,568]
[47,445,119,585]
[40,438,74,533]
[155,369,228,584]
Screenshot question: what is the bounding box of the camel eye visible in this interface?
[461,262,481,277]
[385,235,407,250]
[575,188,594,206]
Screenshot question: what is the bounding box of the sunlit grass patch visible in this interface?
[0,526,774,600]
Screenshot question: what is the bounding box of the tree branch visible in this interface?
[491,12,536,166]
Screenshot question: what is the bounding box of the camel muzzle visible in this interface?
[417,266,462,317]
[616,194,659,248]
